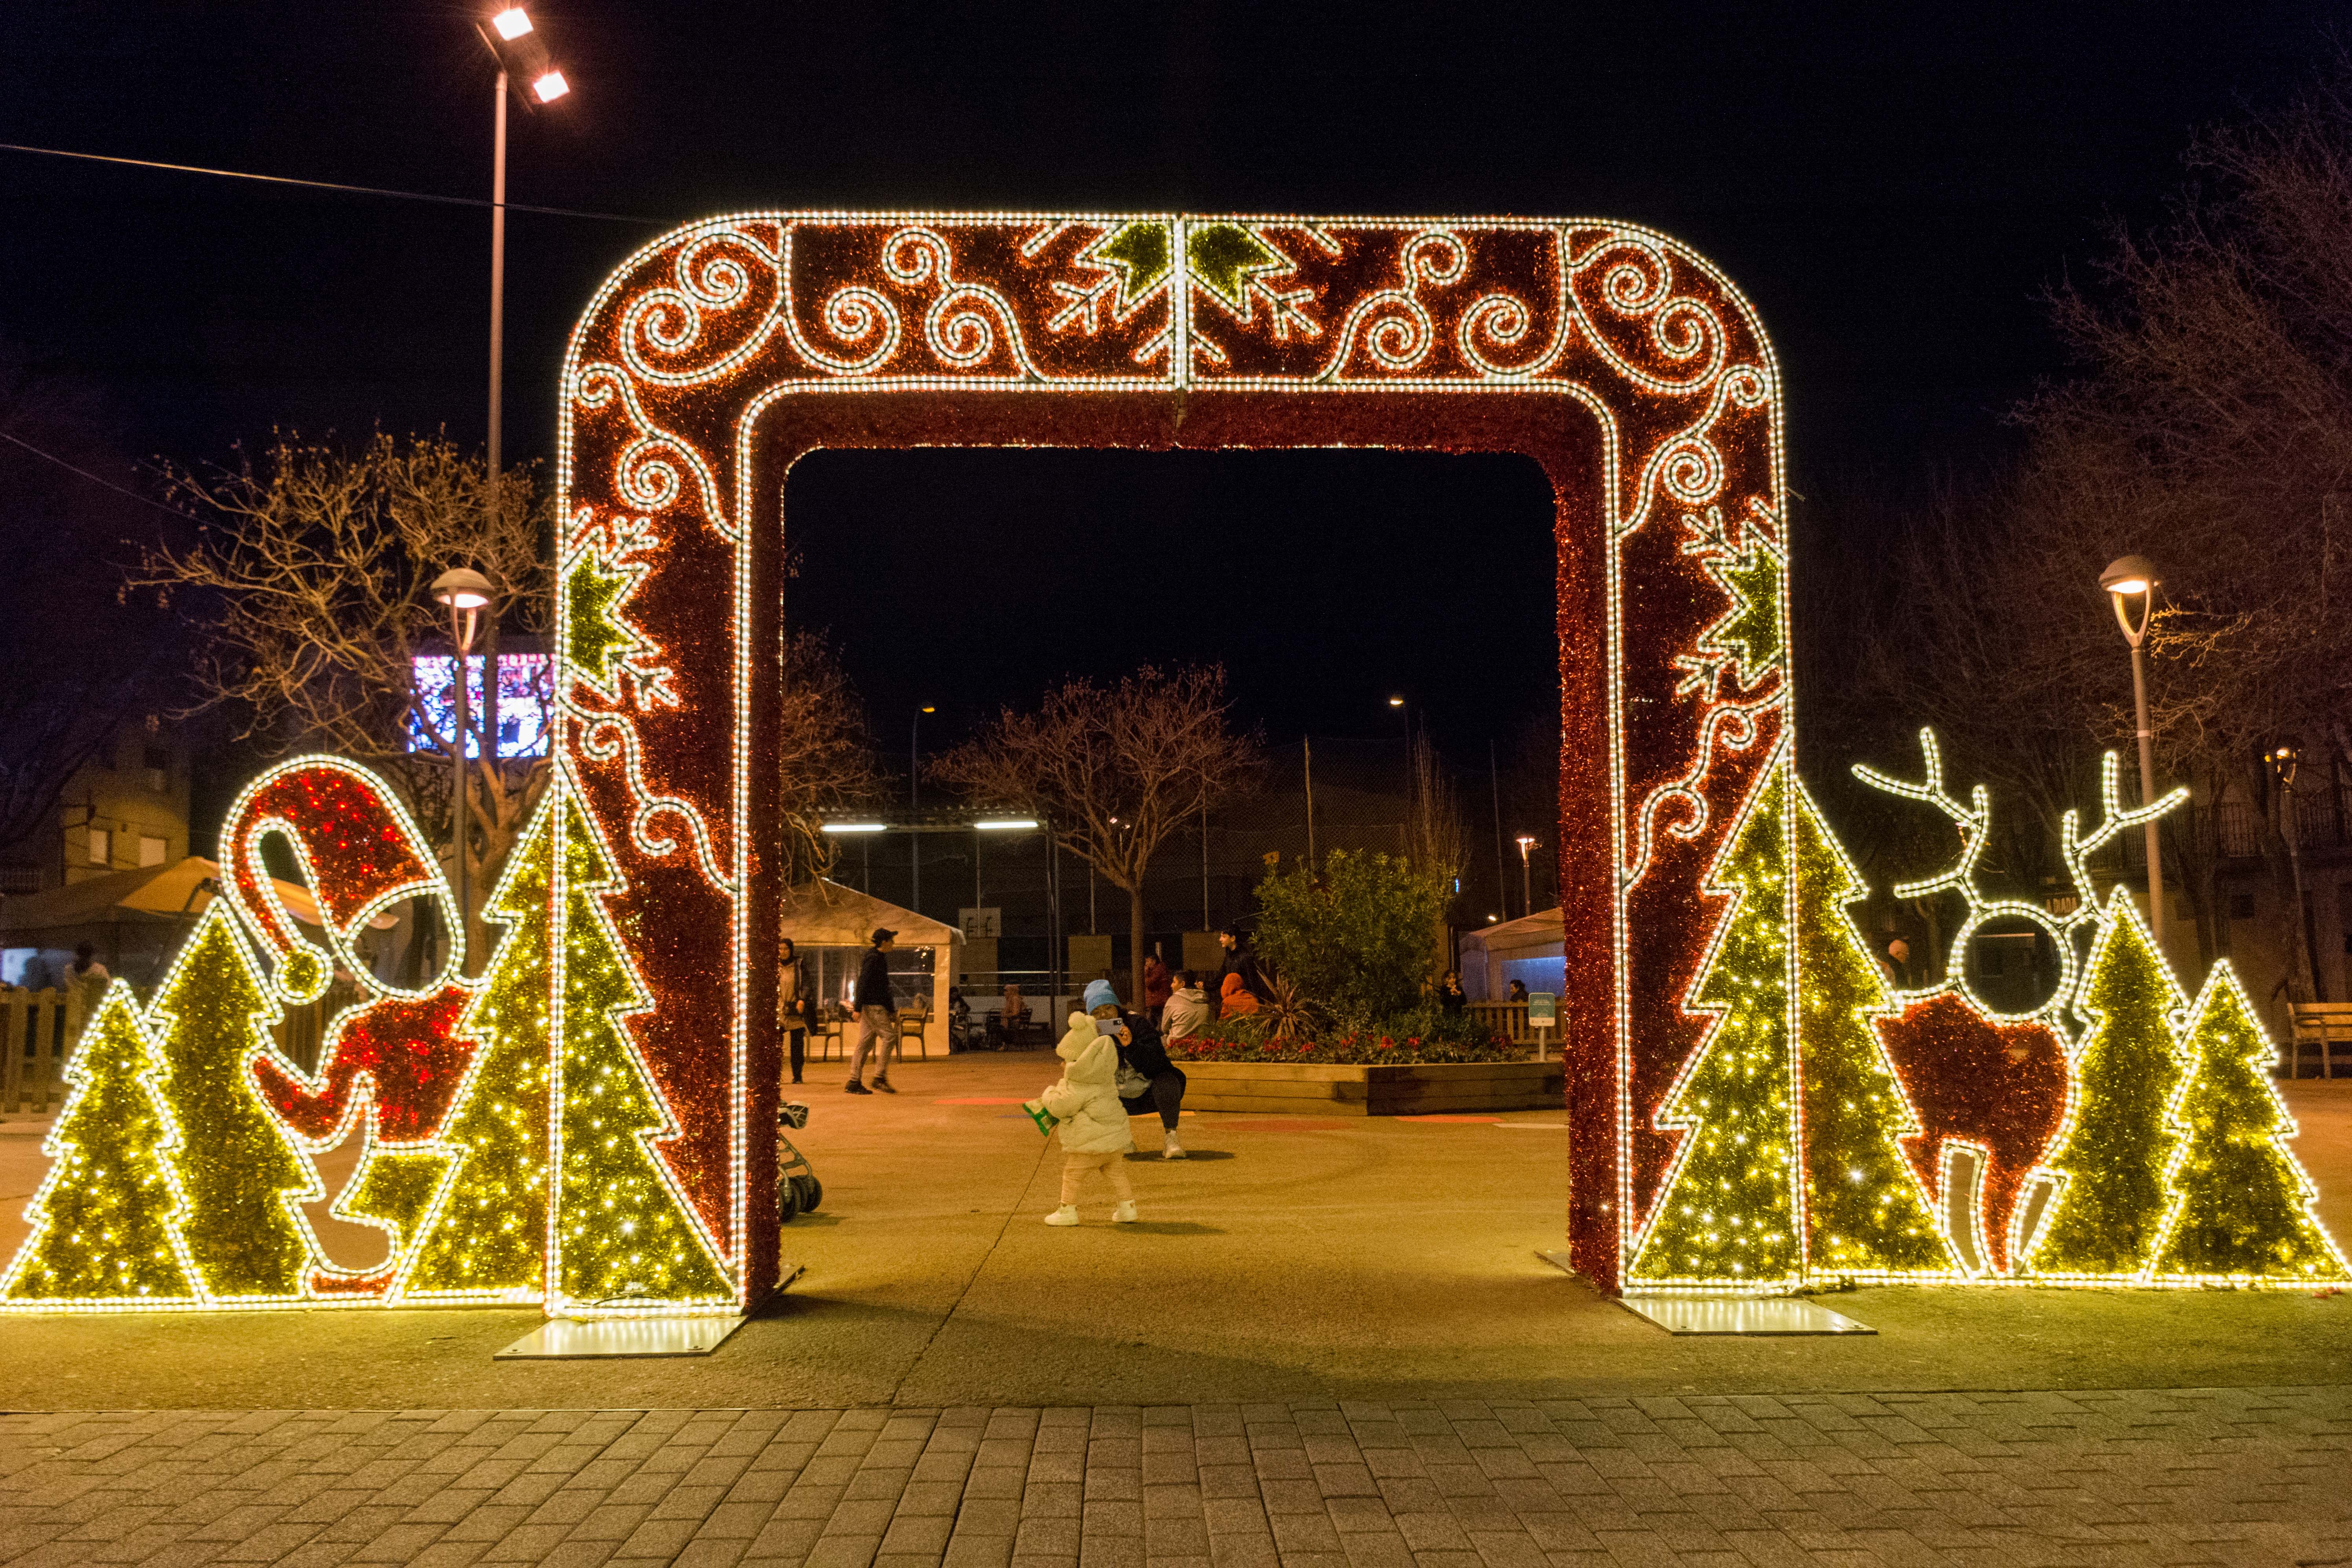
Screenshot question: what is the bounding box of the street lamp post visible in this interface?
[911,705,934,914]
[475,11,573,482]
[1515,835,1536,919]
[472,8,571,751]
[2271,744,2324,1002]
[1389,695,1409,857]
[2099,555,2166,946]
[433,568,498,972]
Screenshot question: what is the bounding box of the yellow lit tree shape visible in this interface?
[553,786,732,1308]
[147,906,321,1300]
[1791,781,1956,1279]
[2023,890,2187,1279]
[0,986,198,1305]
[563,533,649,704]
[400,798,555,1302]
[1631,756,1802,1289]
[2151,966,2349,1284]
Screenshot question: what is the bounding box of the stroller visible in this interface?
[776,1101,824,1223]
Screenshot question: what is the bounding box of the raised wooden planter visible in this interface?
[1178,1058,1564,1116]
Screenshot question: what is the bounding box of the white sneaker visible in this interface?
[1112,1201,1138,1223]
[1044,1205,1080,1227]
[1163,1135,1187,1160]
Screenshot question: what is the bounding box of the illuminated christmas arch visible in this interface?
[554,212,1791,1302]
[14,212,2334,1316]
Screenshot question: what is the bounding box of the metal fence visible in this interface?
[1,987,81,1114]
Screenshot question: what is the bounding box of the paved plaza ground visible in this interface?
[1,1052,2348,1563]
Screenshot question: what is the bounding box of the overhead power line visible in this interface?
[0,428,196,523]
[0,142,660,224]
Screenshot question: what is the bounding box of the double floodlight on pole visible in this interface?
[433,567,500,972]
[481,9,571,105]
[2098,554,2166,945]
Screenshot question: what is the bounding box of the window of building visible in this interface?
[139,835,167,867]
[86,828,110,866]
[142,746,171,792]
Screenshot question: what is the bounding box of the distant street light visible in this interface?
[911,705,936,913]
[433,566,499,969]
[1515,835,1537,919]
[2271,744,2324,1002]
[2099,554,2165,945]
[1389,695,1410,856]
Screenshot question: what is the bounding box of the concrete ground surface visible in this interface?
[0,1054,2346,1409]
[2,1389,2347,1567]
[4,1054,2352,1564]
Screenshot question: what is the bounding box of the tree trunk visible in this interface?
[1129,881,1147,1011]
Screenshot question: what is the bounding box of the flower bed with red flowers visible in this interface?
[1169,1029,1524,1067]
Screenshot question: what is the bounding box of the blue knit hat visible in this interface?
[1082,979,1120,1013]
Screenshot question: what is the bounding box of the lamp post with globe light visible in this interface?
[433,567,498,970]
[2099,555,2165,945]
[1515,835,1537,919]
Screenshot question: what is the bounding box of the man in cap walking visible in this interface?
[847,927,900,1094]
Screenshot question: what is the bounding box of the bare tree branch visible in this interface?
[929,665,1262,1004]
[128,432,552,961]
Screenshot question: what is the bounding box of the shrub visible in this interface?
[1172,1024,1521,1066]
[1253,849,1446,1024]
[1181,1001,1519,1064]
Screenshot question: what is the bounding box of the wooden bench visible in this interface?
[2287,1002,2352,1079]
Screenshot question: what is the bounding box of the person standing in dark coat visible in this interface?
[1437,970,1467,1016]
[847,927,899,1094]
[1085,978,1188,1159]
[779,936,811,1085]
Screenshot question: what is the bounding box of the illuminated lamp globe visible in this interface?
[432,567,497,612]
[532,69,570,103]
[2098,555,2159,598]
[490,7,533,40]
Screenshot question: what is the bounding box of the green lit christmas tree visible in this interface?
[147,906,321,1300]
[553,788,732,1308]
[2024,889,2186,1279]
[401,797,555,1302]
[1631,760,1802,1288]
[1792,781,1955,1279]
[0,986,197,1304]
[2152,965,2349,1283]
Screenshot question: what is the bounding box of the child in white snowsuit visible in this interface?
[1039,1011,1137,1226]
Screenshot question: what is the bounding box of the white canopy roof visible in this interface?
[780,879,960,949]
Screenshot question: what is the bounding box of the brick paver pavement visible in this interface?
[0,1388,2346,1568]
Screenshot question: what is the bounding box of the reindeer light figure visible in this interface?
[1853,729,2187,1043]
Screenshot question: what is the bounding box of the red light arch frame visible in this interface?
[555,212,1787,1303]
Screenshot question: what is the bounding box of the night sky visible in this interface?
[3,1,2333,758]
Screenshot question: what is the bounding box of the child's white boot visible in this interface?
[1162,1131,1187,1159]
[1112,1200,1138,1223]
[1044,1205,1080,1227]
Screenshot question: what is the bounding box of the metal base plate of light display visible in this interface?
[494,1265,801,1358]
[1536,1252,1873,1334]
[1615,1295,1874,1336]
[495,1314,747,1359]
